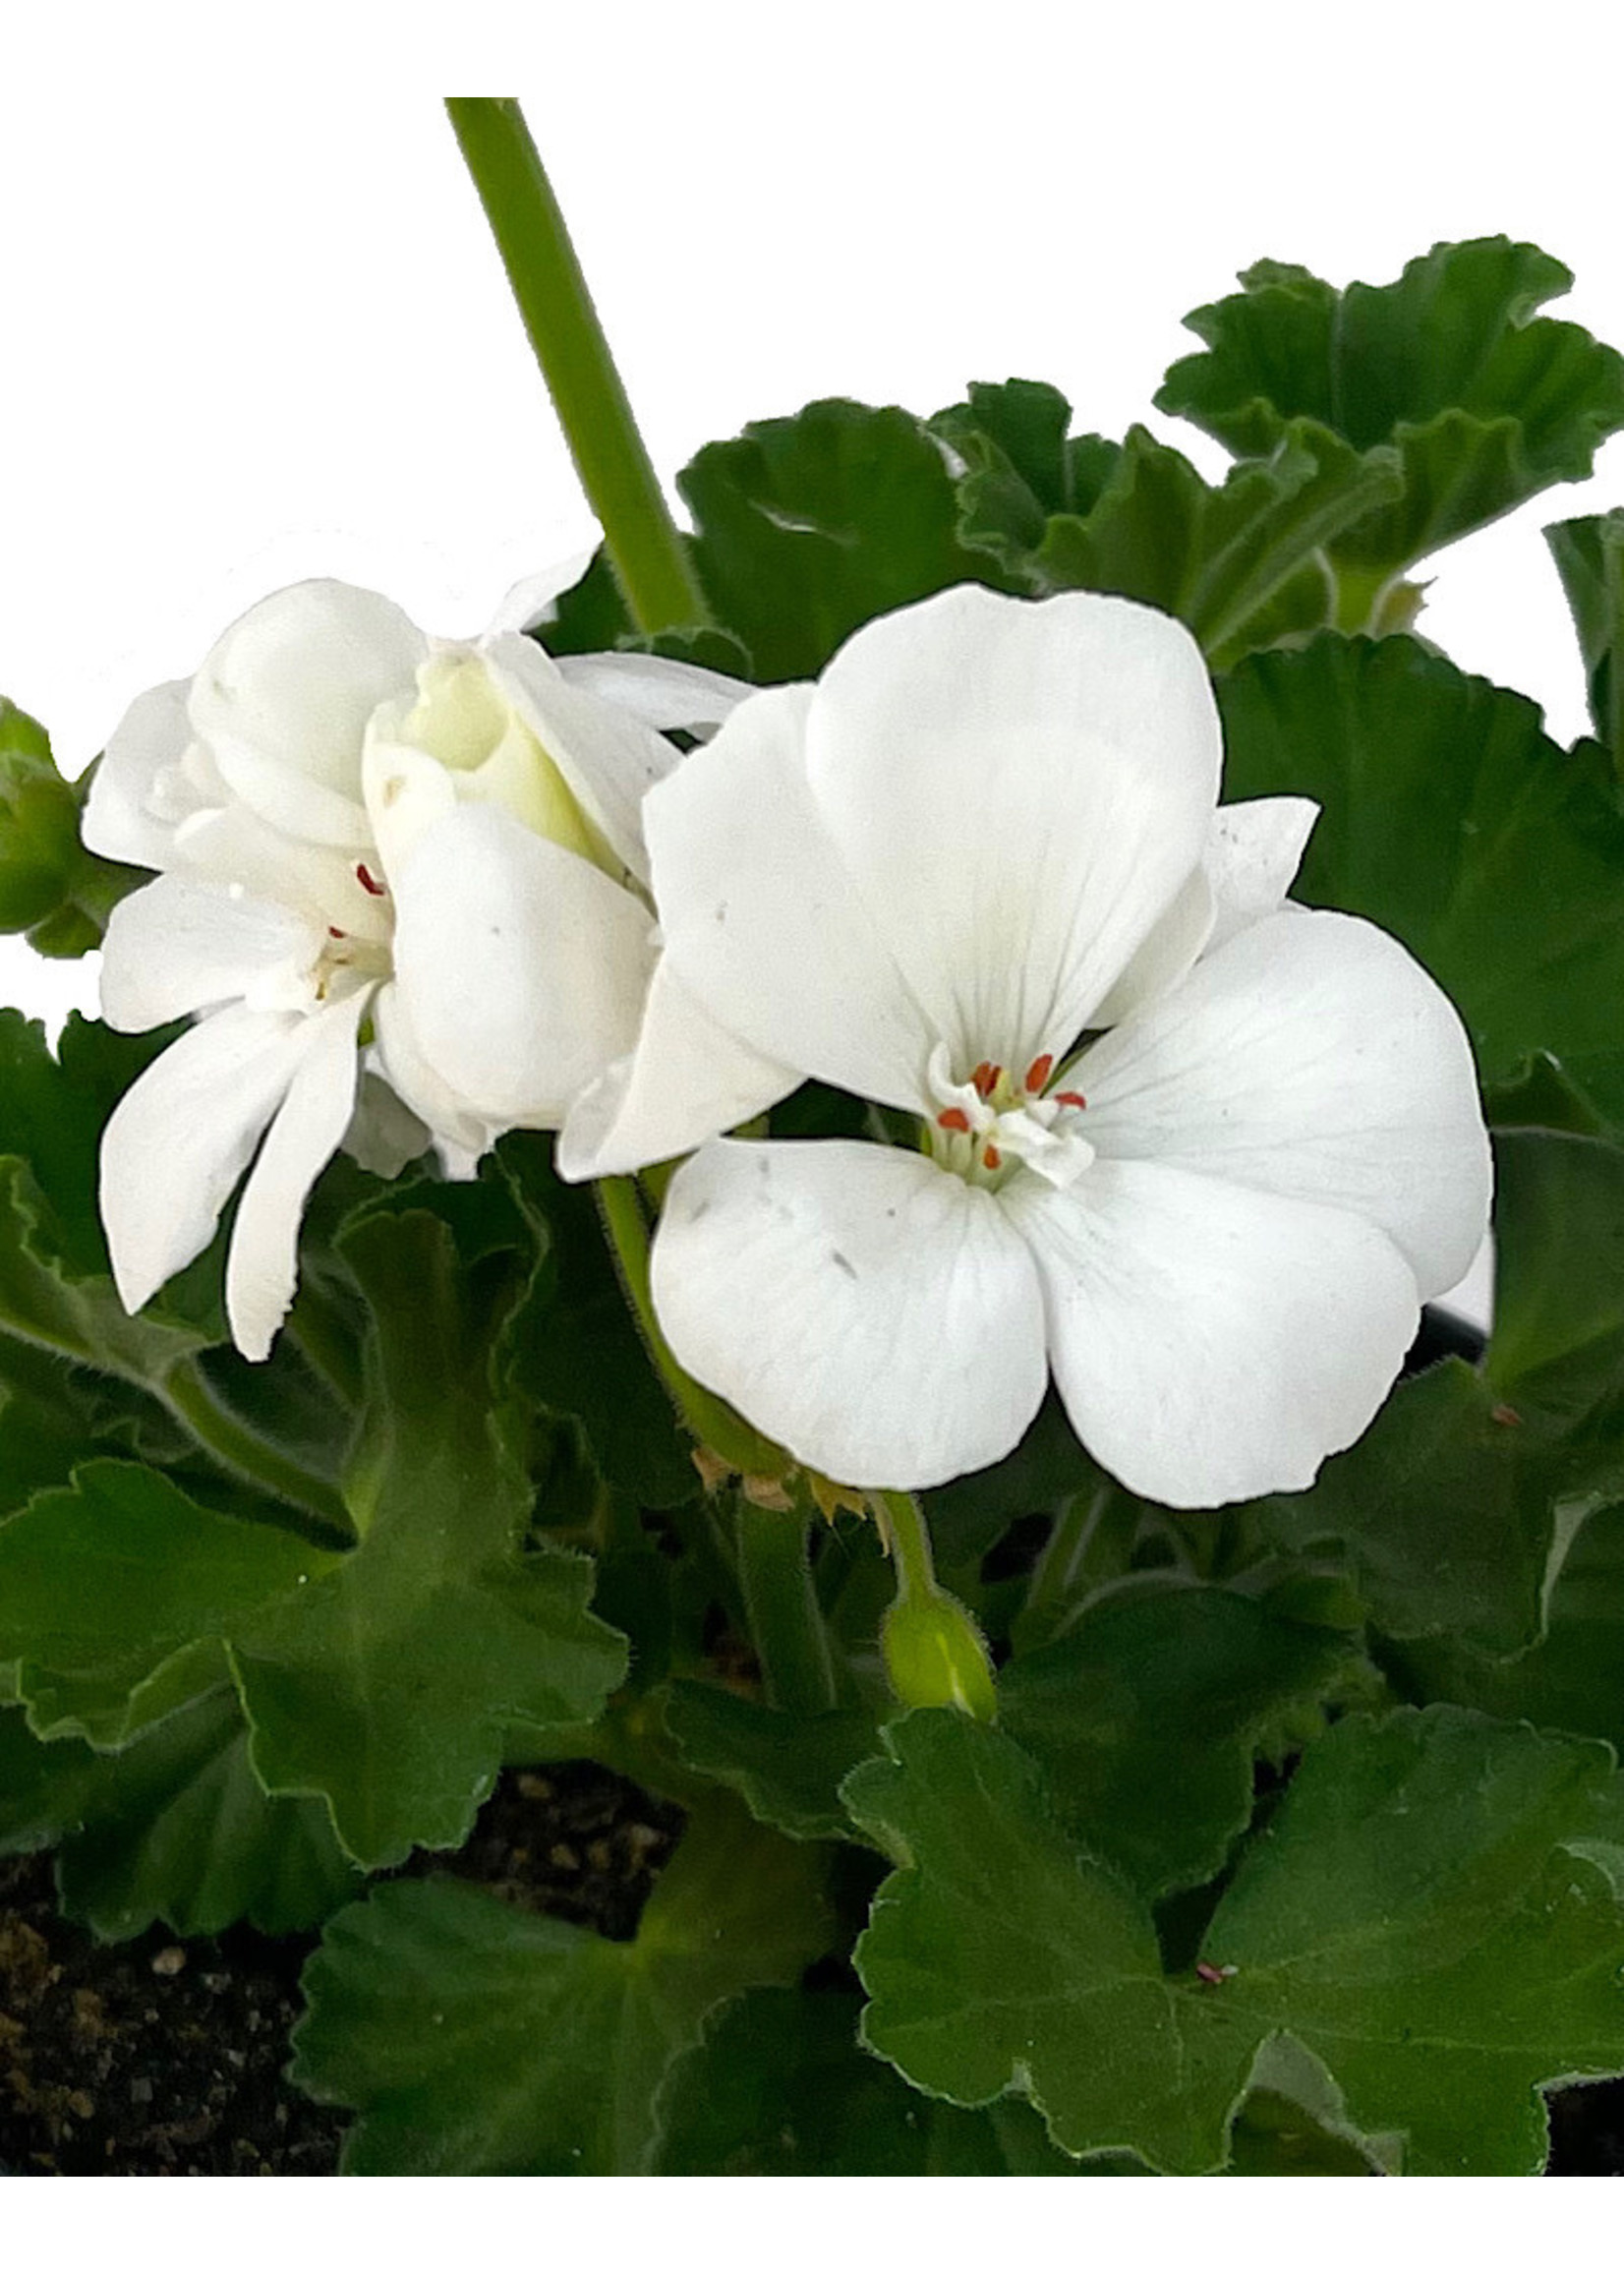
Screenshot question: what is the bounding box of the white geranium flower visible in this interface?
[86,577,786,1361]
[627,584,1492,1508]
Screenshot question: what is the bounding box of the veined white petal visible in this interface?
[226,991,370,1360]
[479,632,682,886]
[553,651,753,735]
[81,680,193,868]
[389,803,655,1128]
[647,683,939,1113]
[557,956,798,1182]
[801,585,1222,1073]
[98,1004,313,1316]
[1005,1159,1421,1508]
[1088,795,1318,1027]
[1076,907,1492,1297]
[99,874,324,1032]
[652,1138,1048,1489]
[189,581,426,849]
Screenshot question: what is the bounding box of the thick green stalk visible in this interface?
[445,96,710,636]
[734,1496,840,1716]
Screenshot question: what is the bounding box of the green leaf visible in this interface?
[0,1691,360,1940]
[0,1460,334,1745]
[545,400,1015,683]
[1251,1131,1624,1654]
[231,1210,629,1867]
[998,1581,1365,1897]
[656,1989,1098,2175]
[845,1708,1624,2175]
[496,1135,697,1509]
[1390,1504,1624,1752]
[1203,1707,1624,2175]
[290,1802,834,2174]
[1546,508,1624,767]
[0,702,143,953]
[1218,634,1624,1135]
[1158,238,1624,590]
[664,1681,880,1843]
[1032,423,1399,669]
[844,1712,1256,2170]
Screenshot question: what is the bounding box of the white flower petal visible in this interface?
[1087,795,1318,1028]
[82,680,193,868]
[226,991,370,1360]
[480,632,683,884]
[557,956,798,1182]
[344,1065,432,1181]
[1077,908,1491,1296]
[552,650,753,734]
[802,585,1222,1072]
[99,874,322,1031]
[652,1138,1048,1488]
[1203,796,1318,951]
[648,683,939,1112]
[389,803,655,1128]
[486,550,600,635]
[189,581,426,849]
[370,980,500,1164]
[1006,1158,1421,1508]
[98,1004,312,1316]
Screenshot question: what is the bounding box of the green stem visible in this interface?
[734,1495,840,1716]
[595,1177,787,1481]
[875,1487,938,1603]
[160,1360,353,1546]
[445,97,710,637]
[1013,1485,1139,1651]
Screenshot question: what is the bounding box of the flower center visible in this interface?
[922,1042,1094,1193]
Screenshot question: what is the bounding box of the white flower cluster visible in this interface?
[88,578,1491,1507]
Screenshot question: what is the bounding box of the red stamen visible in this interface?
[356,862,387,898]
[971,1061,1000,1099]
[936,1107,971,1134]
[1055,1090,1087,1111]
[1024,1053,1054,1094]
[327,926,346,940]
[982,1143,1002,1171]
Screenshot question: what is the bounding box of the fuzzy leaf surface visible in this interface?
[1158,238,1624,577]
[998,1582,1363,1896]
[291,1804,833,2174]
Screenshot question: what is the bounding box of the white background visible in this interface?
[6,0,1623,1322]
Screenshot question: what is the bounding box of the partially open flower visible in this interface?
[628,584,1493,1508]
[86,577,783,1359]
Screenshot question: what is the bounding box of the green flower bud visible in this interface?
[881,1587,998,1721]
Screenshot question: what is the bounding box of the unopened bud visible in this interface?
[881,1587,998,1721]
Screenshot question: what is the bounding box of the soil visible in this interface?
[0,1761,682,2177]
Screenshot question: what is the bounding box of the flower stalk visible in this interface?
[874,1488,998,1721]
[444,97,710,638]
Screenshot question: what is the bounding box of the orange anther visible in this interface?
[1024,1053,1054,1093]
[356,862,387,898]
[971,1061,1000,1099]
[937,1107,971,1134]
[982,1143,1002,1171]
[1055,1090,1087,1111]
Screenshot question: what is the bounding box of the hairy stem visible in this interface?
[445,96,710,636]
